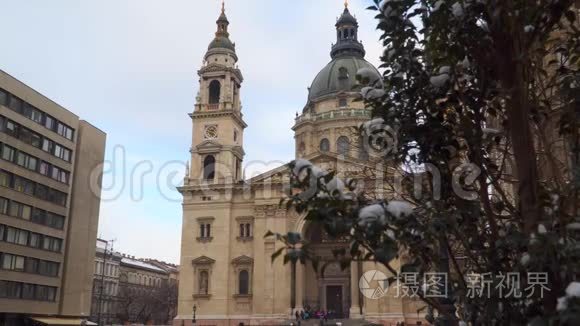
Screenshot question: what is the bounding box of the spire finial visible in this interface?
[221,0,225,13]
[344,0,348,8]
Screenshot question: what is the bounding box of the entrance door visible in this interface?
[326,285,343,318]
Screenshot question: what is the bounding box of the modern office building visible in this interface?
[0,70,106,325]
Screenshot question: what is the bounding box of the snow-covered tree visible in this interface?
[269,0,579,325]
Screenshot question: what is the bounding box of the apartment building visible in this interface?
[90,239,122,325]
[0,70,106,325]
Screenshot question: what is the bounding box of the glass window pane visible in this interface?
[0,89,7,105]
[0,171,10,187]
[17,230,28,246]
[6,227,16,243]
[0,198,7,215]
[15,256,24,270]
[29,233,40,248]
[8,96,22,112]
[2,254,13,269]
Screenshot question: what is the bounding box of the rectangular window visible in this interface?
[59,170,68,184]
[21,205,31,220]
[28,156,38,171]
[0,89,7,106]
[65,127,73,140]
[39,161,49,176]
[5,227,16,243]
[16,229,28,246]
[21,103,32,118]
[42,138,51,152]
[14,177,34,196]
[16,152,27,167]
[0,171,10,188]
[0,197,7,215]
[54,145,62,158]
[15,256,24,270]
[25,257,38,274]
[57,123,65,137]
[19,127,32,143]
[31,108,43,123]
[1,145,15,162]
[30,133,42,148]
[29,233,40,248]
[8,96,22,113]
[45,116,55,130]
[35,184,48,200]
[1,253,14,270]
[9,201,20,217]
[51,167,59,180]
[5,120,18,137]
[21,283,35,299]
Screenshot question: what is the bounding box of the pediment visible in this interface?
[246,163,290,184]
[196,140,223,153]
[231,255,254,265]
[192,255,216,265]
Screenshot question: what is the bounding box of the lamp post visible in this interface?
[192,304,197,325]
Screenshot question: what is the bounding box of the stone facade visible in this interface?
[176,5,426,326]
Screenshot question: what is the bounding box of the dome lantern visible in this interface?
[331,4,365,59]
[205,0,238,62]
[306,5,380,102]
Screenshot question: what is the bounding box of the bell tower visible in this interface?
[188,2,246,184]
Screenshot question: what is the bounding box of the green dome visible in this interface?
[308,56,381,101]
[208,36,235,51]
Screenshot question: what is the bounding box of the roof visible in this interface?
[121,257,166,273]
[208,35,235,51]
[336,7,358,27]
[308,56,381,101]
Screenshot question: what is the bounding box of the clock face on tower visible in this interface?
[204,125,218,139]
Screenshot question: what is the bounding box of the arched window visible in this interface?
[209,80,221,104]
[319,138,330,152]
[199,271,209,294]
[203,155,215,180]
[337,136,350,156]
[238,270,249,295]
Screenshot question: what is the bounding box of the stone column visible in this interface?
[349,261,362,319]
[295,263,305,312]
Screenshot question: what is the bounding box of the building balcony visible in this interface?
[294,108,371,125]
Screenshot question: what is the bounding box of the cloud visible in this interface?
[0,0,385,265]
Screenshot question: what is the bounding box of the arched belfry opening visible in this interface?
[300,222,351,318]
[209,80,221,104]
[203,155,216,180]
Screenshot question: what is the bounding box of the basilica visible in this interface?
[176,3,425,325]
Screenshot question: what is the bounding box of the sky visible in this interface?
[0,0,384,264]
